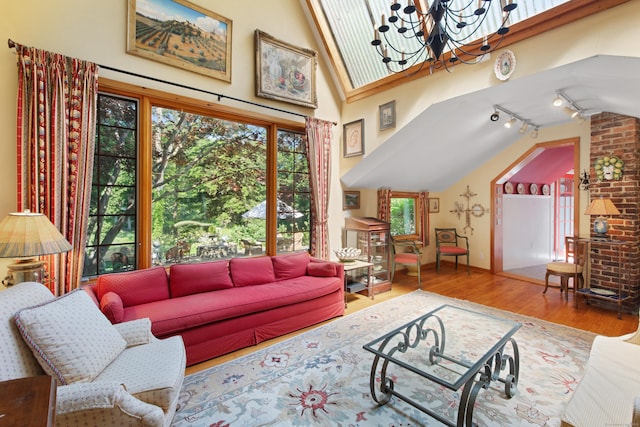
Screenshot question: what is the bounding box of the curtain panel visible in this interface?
[15,44,98,295]
[305,117,333,259]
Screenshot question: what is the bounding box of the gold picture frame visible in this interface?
[127,0,232,82]
[255,30,318,109]
[343,119,364,158]
[343,191,361,210]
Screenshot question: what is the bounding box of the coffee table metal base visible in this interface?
[367,310,520,427]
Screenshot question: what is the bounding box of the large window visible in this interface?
[83,85,310,278]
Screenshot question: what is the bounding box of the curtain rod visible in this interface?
[7,39,336,125]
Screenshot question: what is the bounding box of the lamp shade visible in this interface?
[0,211,72,258]
[584,198,620,216]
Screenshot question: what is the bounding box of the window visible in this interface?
[84,94,138,276]
[389,192,422,240]
[83,84,310,279]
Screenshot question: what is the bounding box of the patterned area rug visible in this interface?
[172,291,594,426]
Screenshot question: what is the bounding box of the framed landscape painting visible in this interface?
[343,191,361,210]
[127,0,232,82]
[255,30,318,109]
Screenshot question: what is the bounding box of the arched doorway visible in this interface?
[491,138,581,283]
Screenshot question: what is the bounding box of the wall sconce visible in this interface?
[579,170,590,191]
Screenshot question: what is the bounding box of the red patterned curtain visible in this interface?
[15,44,98,295]
[377,188,392,222]
[305,117,333,259]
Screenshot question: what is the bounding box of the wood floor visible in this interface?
[186,263,639,375]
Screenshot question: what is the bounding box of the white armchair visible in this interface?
[1,282,186,426]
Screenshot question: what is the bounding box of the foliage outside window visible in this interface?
[83,88,310,279]
[389,192,420,240]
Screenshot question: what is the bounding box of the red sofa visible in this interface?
[84,252,344,366]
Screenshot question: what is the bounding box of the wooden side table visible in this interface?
[0,376,56,426]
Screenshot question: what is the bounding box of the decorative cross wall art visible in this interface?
[450,185,489,235]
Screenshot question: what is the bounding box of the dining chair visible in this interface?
[435,228,470,274]
[544,236,587,302]
[390,236,422,289]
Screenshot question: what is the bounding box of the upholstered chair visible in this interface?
[0,281,186,426]
[435,228,470,274]
[544,236,587,302]
[390,236,422,288]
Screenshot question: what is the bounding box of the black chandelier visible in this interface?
[371,0,518,73]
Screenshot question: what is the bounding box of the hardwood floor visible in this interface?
[186,263,639,375]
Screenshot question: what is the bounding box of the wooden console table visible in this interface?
[0,376,56,426]
[576,238,632,319]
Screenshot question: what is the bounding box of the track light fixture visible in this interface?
[492,105,540,138]
[553,90,588,123]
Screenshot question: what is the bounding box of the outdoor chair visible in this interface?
[241,239,263,256]
[390,236,422,288]
[435,228,470,274]
[544,236,587,302]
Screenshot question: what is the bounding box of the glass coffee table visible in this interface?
[363,304,521,426]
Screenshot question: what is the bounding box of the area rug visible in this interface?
[172,291,595,426]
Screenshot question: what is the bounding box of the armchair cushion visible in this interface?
[14,289,126,385]
[113,318,155,347]
[438,246,468,255]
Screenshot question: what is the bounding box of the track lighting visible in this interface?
[492,105,540,138]
[518,122,529,134]
[504,116,517,129]
[554,90,588,123]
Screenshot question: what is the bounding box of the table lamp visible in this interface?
[584,197,620,240]
[0,210,72,286]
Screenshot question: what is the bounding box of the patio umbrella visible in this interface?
[242,200,303,220]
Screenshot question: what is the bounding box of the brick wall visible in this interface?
[589,112,640,311]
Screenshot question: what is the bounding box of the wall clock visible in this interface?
[494,50,516,81]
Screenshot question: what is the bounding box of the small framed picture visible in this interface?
[343,119,364,158]
[343,191,361,210]
[379,100,396,130]
[428,198,440,213]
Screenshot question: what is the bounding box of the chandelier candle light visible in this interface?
[371,0,518,73]
[0,210,72,286]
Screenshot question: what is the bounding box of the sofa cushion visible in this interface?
[125,276,342,337]
[229,256,276,287]
[272,252,310,280]
[14,289,126,385]
[100,291,124,324]
[307,262,337,277]
[169,260,234,297]
[97,266,169,307]
[0,282,53,381]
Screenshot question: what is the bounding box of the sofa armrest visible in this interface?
[113,318,157,347]
[309,257,344,282]
[56,382,165,426]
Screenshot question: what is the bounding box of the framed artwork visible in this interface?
[255,30,318,109]
[428,198,440,213]
[343,191,361,210]
[343,119,364,158]
[127,0,232,82]
[379,100,396,130]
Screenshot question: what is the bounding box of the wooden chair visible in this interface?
[390,236,422,289]
[544,236,587,302]
[435,228,470,274]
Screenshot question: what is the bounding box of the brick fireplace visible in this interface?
[588,113,640,312]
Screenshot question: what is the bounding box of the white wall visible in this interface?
[502,195,554,270]
[0,0,344,275]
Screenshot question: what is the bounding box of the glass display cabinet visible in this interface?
[344,217,391,295]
